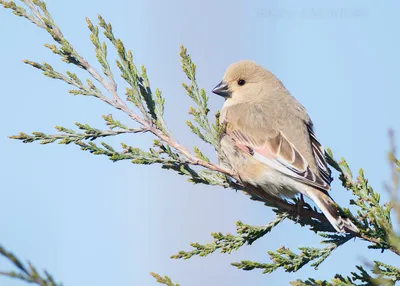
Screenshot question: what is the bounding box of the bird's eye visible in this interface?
[237,79,246,86]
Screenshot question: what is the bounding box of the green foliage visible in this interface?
[180,46,221,149]
[326,149,398,254]
[9,121,142,144]
[150,273,180,286]
[1,1,399,286]
[171,214,287,260]
[292,263,400,286]
[232,234,352,274]
[0,245,60,286]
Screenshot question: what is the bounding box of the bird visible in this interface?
[212,60,358,233]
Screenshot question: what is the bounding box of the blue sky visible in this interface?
[0,1,399,285]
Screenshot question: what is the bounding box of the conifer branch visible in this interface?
[292,263,400,286]
[1,1,400,285]
[231,234,352,274]
[180,46,220,149]
[9,122,146,144]
[326,149,400,255]
[150,273,180,286]
[171,214,287,259]
[0,245,60,286]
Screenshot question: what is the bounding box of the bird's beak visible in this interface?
[212,81,231,98]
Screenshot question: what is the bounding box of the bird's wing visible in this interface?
[224,118,331,192]
[306,123,332,187]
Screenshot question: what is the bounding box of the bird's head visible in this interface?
[212,60,275,104]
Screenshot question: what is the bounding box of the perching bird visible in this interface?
[212,60,358,233]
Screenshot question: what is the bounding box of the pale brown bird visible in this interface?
[212,60,358,233]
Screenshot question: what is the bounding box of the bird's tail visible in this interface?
[303,187,359,233]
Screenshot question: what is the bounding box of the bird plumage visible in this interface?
[213,60,358,233]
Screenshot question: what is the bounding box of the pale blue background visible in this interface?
[0,1,399,285]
